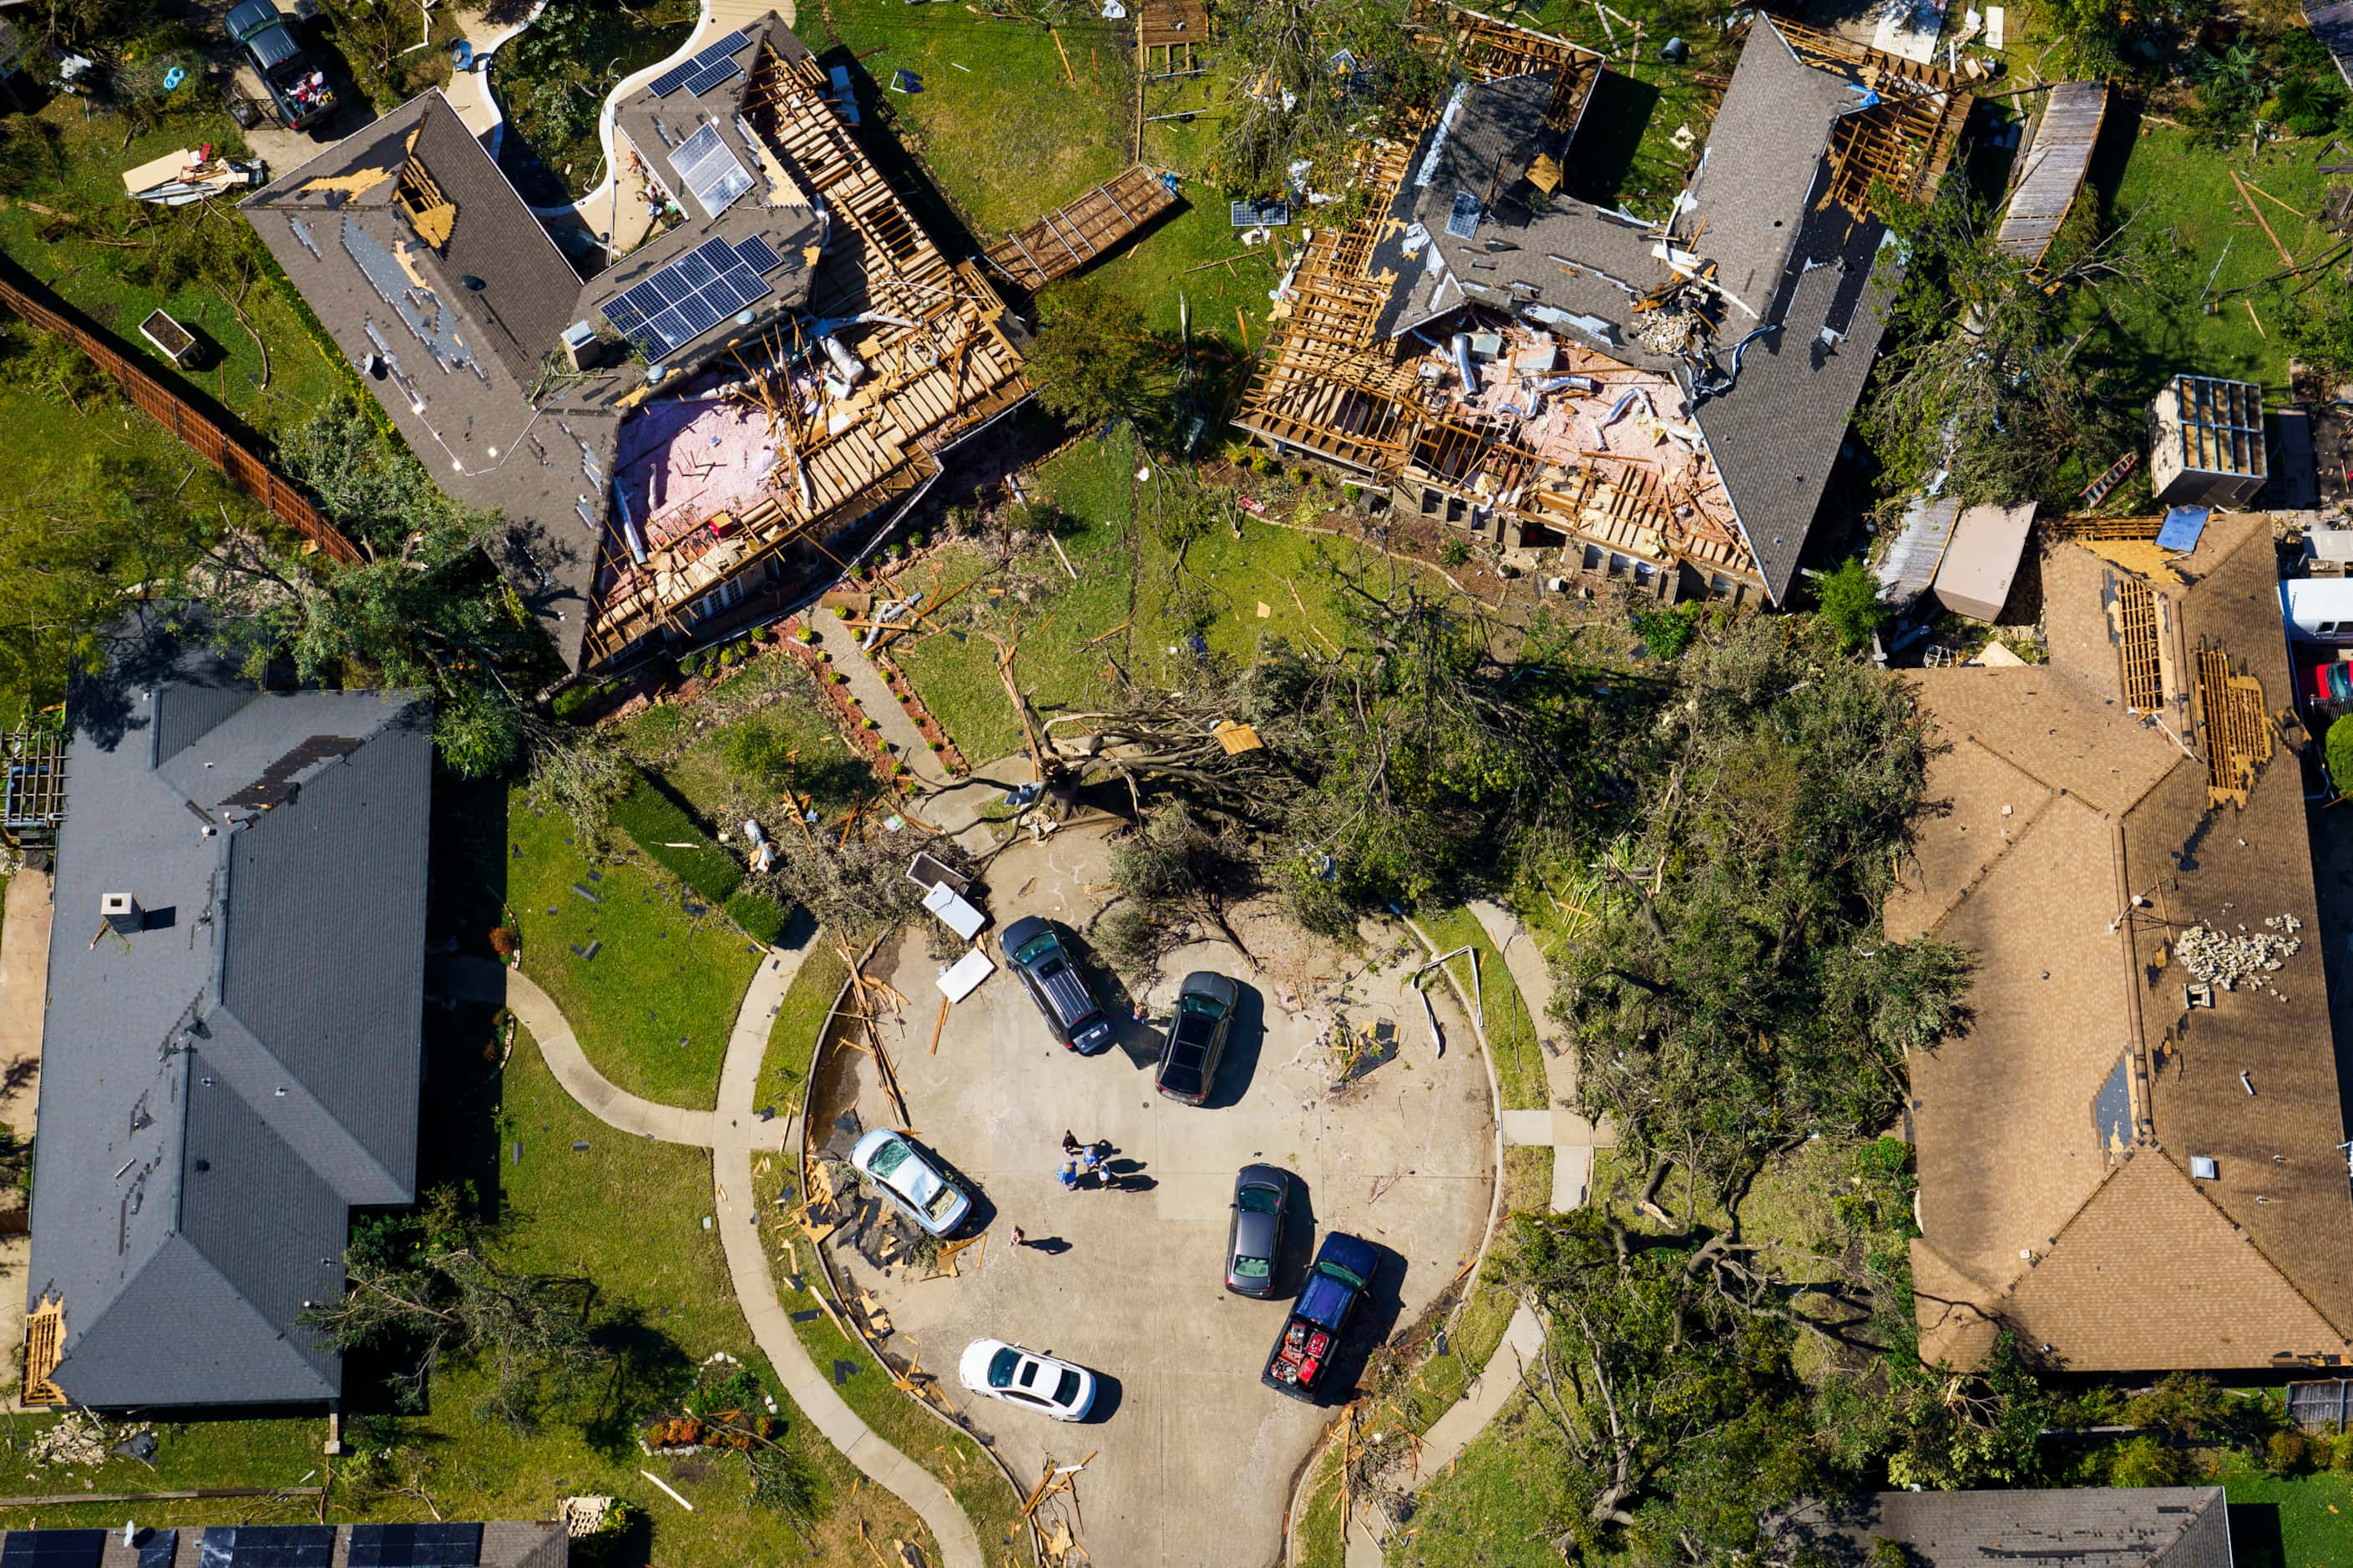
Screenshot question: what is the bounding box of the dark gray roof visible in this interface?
[28,613,433,1408]
[1364,18,1913,602]
[1784,1488,2231,1568]
[0,1520,569,1567]
[240,18,822,671]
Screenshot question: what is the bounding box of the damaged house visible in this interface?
[244,11,1030,673]
[1895,512,2353,1372]
[1237,10,1970,604]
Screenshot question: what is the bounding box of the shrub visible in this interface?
[1342,483,1364,503]
[1439,538,1470,568]
[929,739,945,751]
[2105,1435,2186,1488]
[720,645,741,667]
[2327,715,2353,795]
[835,604,853,619]
[723,888,791,946]
[797,626,820,645]
[2265,1429,2310,1475]
[2332,1430,2353,1473]
[1632,602,1702,660]
[1253,455,1279,476]
[549,682,597,721]
[1814,558,1890,652]
[862,717,879,731]
[487,925,519,958]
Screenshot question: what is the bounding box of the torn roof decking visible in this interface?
[580,42,1029,665]
[983,164,1179,293]
[1994,81,2108,263]
[1241,12,1966,600]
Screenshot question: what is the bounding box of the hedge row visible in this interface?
[609,776,792,945]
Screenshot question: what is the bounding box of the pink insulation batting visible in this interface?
[614,397,781,549]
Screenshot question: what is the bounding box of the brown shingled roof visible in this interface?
[1899,511,2353,1372]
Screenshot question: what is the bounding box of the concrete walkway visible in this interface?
[1470,900,1615,1211]
[435,943,986,1568]
[808,614,959,792]
[435,956,716,1144]
[708,946,984,1568]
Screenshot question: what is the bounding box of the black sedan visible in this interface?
[1226,1164,1291,1297]
[1154,970,1238,1105]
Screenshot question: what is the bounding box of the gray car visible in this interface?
[999,915,1115,1054]
[1156,970,1239,1105]
[1226,1164,1292,1297]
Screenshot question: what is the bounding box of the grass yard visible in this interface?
[1517,0,1733,222]
[0,105,347,443]
[507,792,763,1109]
[0,1014,930,1567]
[619,655,878,829]
[2086,119,2345,400]
[757,940,853,1115]
[814,0,1136,236]
[2214,1459,2353,1568]
[892,426,1432,764]
[1384,1392,1579,1568]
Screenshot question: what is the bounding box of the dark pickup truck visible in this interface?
[1154,971,1237,1105]
[1262,1231,1378,1404]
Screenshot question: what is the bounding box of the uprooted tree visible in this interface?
[306,1187,605,1429]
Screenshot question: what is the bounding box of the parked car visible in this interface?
[957,1339,1097,1421]
[999,915,1115,1054]
[849,1128,972,1238]
[1262,1232,1379,1403]
[1155,970,1238,1105]
[1226,1165,1291,1297]
[225,0,337,129]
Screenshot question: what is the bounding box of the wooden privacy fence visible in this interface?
[0,265,362,564]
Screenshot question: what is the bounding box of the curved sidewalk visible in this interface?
[435,956,715,1145]
[431,944,984,1568]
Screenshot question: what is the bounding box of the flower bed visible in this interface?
[775,616,915,796]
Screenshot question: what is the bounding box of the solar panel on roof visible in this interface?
[651,268,695,305]
[347,1524,485,1568]
[697,29,750,66]
[136,1530,178,1568]
[620,280,667,318]
[676,250,719,289]
[199,1525,336,1568]
[683,58,743,99]
[693,235,737,270]
[645,306,691,352]
[733,235,787,275]
[668,122,755,220]
[647,57,701,98]
[602,297,647,336]
[1,1530,108,1568]
[1446,191,1482,239]
[702,273,745,313]
[676,293,723,336]
[721,265,769,305]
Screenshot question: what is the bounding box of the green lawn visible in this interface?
[507,792,762,1109]
[1385,1392,1578,1568]
[619,655,877,828]
[0,103,345,443]
[1517,0,1733,223]
[757,940,853,1115]
[2216,1459,2353,1568]
[2087,123,2345,401]
[817,0,1136,236]
[0,1015,929,1566]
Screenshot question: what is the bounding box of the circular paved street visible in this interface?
[812,827,1496,1568]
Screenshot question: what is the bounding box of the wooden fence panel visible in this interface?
[0,268,362,564]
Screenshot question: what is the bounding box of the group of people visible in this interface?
[1058,1130,1118,1191]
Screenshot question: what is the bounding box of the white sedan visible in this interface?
[850,1128,973,1237]
[958,1339,1097,1422]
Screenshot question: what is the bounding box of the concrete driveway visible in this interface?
[812,827,1496,1568]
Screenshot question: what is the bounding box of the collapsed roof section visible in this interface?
[1237,10,1971,604]
[243,11,1027,674]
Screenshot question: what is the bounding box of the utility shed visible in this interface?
[1993,82,2107,262]
[1933,501,2037,620]
[2150,374,2267,508]
[24,610,432,1409]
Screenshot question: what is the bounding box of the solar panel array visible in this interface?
[669,122,755,219]
[347,1523,485,1568]
[137,1531,179,1568]
[1446,191,1483,240]
[646,29,751,98]
[199,1526,337,1568]
[0,1531,106,1568]
[600,235,789,357]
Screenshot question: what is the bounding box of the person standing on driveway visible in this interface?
[1062,1130,1082,1157]
[1060,1159,1080,1193]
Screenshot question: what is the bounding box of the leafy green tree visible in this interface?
[2107,1434,2189,1487]
[2329,716,2353,795]
[306,1187,605,1429]
[1024,287,1176,432]
[1814,559,1890,652]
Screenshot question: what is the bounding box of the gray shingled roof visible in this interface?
[1784,1487,2230,1568]
[240,16,822,672]
[28,613,432,1408]
[1362,18,1911,603]
[0,1520,569,1567]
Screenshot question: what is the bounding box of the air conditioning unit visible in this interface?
[560,320,607,373]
